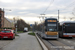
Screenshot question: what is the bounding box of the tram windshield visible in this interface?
[48,26,57,31]
[45,19,58,31]
[47,24,57,31]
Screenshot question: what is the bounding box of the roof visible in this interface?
[60,21,75,25]
[4,17,13,23]
[45,18,57,20]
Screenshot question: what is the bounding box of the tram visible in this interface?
[37,18,59,39]
[59,21,75,38]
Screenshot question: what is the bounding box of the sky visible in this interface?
[0,0,75,24]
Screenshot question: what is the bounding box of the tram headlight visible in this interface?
[45,32,47,34]
[57,33,58,34]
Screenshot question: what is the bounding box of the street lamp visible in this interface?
[3,8,11,17]
[2,8,11,28]
[3,8,11,11]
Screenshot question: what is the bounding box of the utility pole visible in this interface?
[40,14,45,20]
[58,10,59,21]
[40,14,45,32]
[3,8,11,29]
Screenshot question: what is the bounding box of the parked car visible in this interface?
[0,29,15,40]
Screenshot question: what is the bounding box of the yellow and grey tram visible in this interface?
[37,18,59,39]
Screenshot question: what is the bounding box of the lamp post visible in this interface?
[3,8,11,19]
[3,8,11,28]
[3,8,11,11]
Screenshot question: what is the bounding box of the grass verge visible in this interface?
[15,34,19,36]
[17,31,23,33]
[28,32,35,36]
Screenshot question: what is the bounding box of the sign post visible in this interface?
[30,24,34,33]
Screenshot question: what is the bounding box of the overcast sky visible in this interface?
[0,0,75,24]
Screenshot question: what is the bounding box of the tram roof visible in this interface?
[60,21,75,25]
[45,18,57,20]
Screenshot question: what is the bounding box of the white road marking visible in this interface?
[61,38,75,45]
[63,39,65,41]
[67,41,71,43]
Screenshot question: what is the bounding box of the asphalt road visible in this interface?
[0,36,19,50]
[1,32,75,50]
[2,32,42,50]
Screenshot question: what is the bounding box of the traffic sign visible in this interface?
[30,24,33,26]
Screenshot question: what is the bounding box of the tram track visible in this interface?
[47,40,75,50]
[63,38,75,42]
[58,38,75,49]
[37,33,63,50]
[58,38,73,46]
[36,33,75,50]
[47,40,66,50]
[47,40,61,50]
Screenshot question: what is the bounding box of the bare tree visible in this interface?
[17,19,31,31]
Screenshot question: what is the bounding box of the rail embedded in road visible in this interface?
[36,33,75,50]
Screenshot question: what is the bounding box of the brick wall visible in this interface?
[4,17,14,28]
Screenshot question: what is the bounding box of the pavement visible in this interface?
[2,32,42,50]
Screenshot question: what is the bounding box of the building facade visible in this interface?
[4,17,14,28]
[0,8,14,28]
[0,8,4,28]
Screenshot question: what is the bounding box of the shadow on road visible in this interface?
[0,39,13,41]
[0,48,3,50]
[60,37,73,39]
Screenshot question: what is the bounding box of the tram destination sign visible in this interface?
[47,20,56,22]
